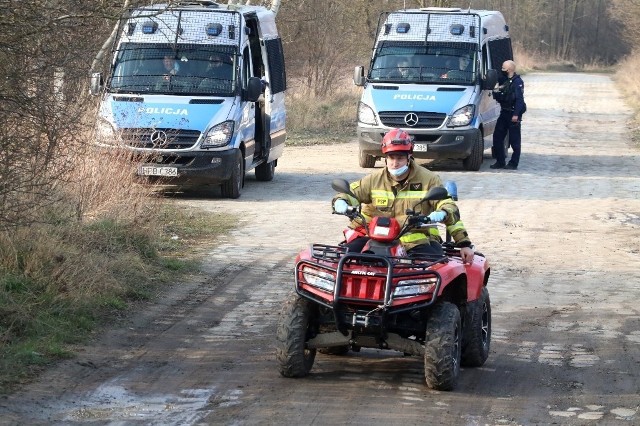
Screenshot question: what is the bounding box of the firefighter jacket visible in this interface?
[333,159,472,250]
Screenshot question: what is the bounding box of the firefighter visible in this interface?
[332,128,475,264]
[490,59,526,170]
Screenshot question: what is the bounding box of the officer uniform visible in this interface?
[334,159,472,253]
[492,73,526,168]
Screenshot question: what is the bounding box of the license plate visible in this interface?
[137,166,178,177]
[413,143,428,152]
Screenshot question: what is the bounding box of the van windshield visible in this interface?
[370,41,478,85]
[108,43,238,96]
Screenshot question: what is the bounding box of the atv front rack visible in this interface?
[298,244,449,316]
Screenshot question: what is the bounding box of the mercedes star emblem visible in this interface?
[404,113,419,127]
[149,130,168,147]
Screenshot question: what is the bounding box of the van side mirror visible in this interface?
[246,76,262,102]
[482,69,498,90]
[353,66,365,86]
[90,72,103,96]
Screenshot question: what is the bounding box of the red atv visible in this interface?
[276,179,491,390]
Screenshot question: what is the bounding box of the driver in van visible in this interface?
[161,54,180,80]
[332,128,475,264]
[441,54,472,79]
[198,53,233,91]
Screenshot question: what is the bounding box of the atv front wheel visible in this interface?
[462,286,491,367]
[276,295,317,377]
[424,302,462,391]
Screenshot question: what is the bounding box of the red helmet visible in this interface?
[381,128,413,155]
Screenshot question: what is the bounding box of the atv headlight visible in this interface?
[302,266,335,293]
[446,104,475,127]
[394,277,437,297]
[202,120,234,148]
[357,102,377,126]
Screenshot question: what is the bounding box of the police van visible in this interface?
[354,7,512,171]
[90,1,287,198]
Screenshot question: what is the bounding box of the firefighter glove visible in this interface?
[427,210,447,223]
[333,199,349,214]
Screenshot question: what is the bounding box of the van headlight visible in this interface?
[446,105,475,127]
[302,266,335,293]
[95,118,119,145]
[202,121,234,148]
[357,102,377,126]
[393,277,437,297]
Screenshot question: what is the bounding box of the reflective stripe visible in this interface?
[345,194,359,206]
[428,227,441,236]
[436,199,454,210]
[396,191,427,199]
[370,189,428,200]
[447,221,465,233]
[371,190,395,198]
[400,232,429,244]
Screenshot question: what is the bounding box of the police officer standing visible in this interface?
[490,60,526,170]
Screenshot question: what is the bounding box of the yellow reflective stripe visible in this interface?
[428,227,441,236]
[396,191,427,199]
[400,232,429,244]
[436,199,454,209]
[345,194,359,206]
[447,221,465,233]
[371,190,394,198]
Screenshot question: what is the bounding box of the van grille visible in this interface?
[378,111,446,129]
[121,128,201,149]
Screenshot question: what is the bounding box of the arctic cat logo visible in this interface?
[351,271,377,276]
[137,107,188,115]
[393,94,436,101]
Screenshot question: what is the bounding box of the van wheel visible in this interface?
[462,131,483,171]
[221,150,243,199]
[255,160,275,182]
[359,149,377,168]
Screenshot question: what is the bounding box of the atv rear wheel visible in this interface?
[424,302,462,391]
[462,286,491,367]
[276,295,317,377]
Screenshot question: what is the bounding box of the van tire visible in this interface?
[359,149,377,168]
[463,132,483,171]
[255,160,275,182]
[221,150,243,199]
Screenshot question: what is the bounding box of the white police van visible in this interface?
[354,7,512,171]
[90,1,286,198]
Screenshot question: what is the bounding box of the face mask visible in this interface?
[388,164,409,177]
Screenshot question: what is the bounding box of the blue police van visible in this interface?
[354,7,513,171]
[90,1,286,198]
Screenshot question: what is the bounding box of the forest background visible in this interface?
[1,0,640,392]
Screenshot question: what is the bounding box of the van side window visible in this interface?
[264,38,287,94]
[482,43,489,75]
[242,46,252,87]
[487,38,513,72]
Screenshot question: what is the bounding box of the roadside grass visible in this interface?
[0,148,236,395]
[286,80,360,145]
[613,51,640,147]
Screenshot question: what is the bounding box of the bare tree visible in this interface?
[0,1,127,229]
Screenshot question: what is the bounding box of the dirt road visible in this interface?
[2,72,640,425]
